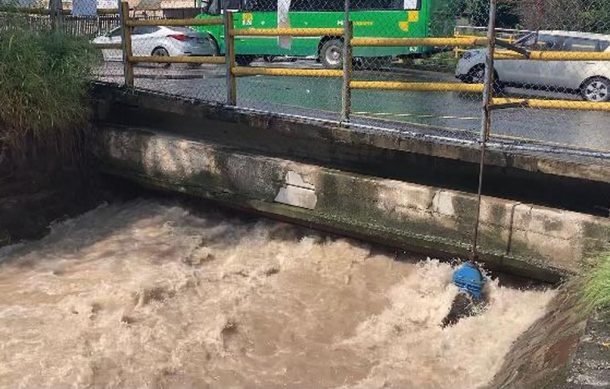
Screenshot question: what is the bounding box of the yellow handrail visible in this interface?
[352,37,488,47]
[232,67,343,77]
[129,55,226,64]
[350,81,484,93]
[492,98,610,111]
[231,28,344,37]
[125,18,223,27]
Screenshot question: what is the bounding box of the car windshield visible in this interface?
[107,27,121,37]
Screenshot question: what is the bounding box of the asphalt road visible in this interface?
[96,60,610,154]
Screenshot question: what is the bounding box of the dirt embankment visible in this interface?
[488,279,610,388]
[0,145,104,247]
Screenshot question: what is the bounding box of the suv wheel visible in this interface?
[465,65,485,84]
[581,77,610,102]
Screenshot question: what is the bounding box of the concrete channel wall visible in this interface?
[95,126,610,281]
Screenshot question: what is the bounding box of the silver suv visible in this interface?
[456,31,610,102]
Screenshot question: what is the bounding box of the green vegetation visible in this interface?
[518,0,610,33]
[468,0,519,29]
[583,253,610,311]
[0,13,98,161]
[398,51,459,73]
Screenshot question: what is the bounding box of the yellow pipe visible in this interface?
[93,43,123,49]
[492,98,610,111]
[232,28,344,37]
[350,81,484,93]
[232,66,343,77]
[126,18,223,27]
[352,37,488,47]
[495,49,610,61]
[129,55,226,64]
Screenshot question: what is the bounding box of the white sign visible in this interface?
[404,0,418,9]
[277,0,291,49]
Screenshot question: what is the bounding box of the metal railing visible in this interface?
[117,0,610,118]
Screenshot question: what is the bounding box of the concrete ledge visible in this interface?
[92,82,610,185]
[95,126,610,281]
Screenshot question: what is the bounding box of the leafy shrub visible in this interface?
[0,13,98,162]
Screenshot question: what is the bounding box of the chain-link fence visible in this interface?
[7,0,610,155]
[484,0,610,153]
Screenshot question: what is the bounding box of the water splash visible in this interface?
[0,200,555,389]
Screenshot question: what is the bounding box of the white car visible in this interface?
[456,31,610,102]
[92,25,215,63]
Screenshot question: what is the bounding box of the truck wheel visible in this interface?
[235,55,255,66]
[320,39,343,69]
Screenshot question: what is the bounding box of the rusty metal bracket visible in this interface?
[495,38,530,58]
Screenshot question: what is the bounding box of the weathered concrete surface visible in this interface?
[91,83,610,216]
[94,126,610,281]
[91,83,610,184]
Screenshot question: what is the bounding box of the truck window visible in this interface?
[244,0,277,11]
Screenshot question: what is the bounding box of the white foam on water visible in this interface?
[0,200,555,389]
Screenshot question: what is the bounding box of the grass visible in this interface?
[583,253,610,312]
[0,12,98,164]
[397,51,460,74]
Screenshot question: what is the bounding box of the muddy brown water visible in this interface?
[0,200,556,389]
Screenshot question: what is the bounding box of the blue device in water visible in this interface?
[452,262,486,300]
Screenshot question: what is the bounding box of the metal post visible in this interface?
[471,0,497,261]
[224,6,237,106]
[120,1,134,87]
[49,0,63,32]
[340,0,352,124]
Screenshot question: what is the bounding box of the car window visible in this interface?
[535,34,564,51]
[564,37,601,52]
[133,26,159,35]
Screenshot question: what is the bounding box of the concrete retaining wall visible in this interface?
[95,126,610,281]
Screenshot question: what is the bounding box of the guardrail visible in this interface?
[116,0,610,116]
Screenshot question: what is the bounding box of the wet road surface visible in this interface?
[96,61,610,153]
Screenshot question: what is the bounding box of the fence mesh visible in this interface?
[8,0,610,154]
[485,0,610,153]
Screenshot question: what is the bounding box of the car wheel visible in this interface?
[235,55,255,66]
[581,77,610,102]
[151,47,171,68]
[466,65,485,84]
[320,39,343,69]
[207,36,220,56]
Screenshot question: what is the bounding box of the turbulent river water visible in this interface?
[0,200,555,389]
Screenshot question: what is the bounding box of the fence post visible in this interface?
[49,0,63,32]
[224,6,237,106]
[119,1,134,87]
[471,0,498,261]
[340,0,352,124]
